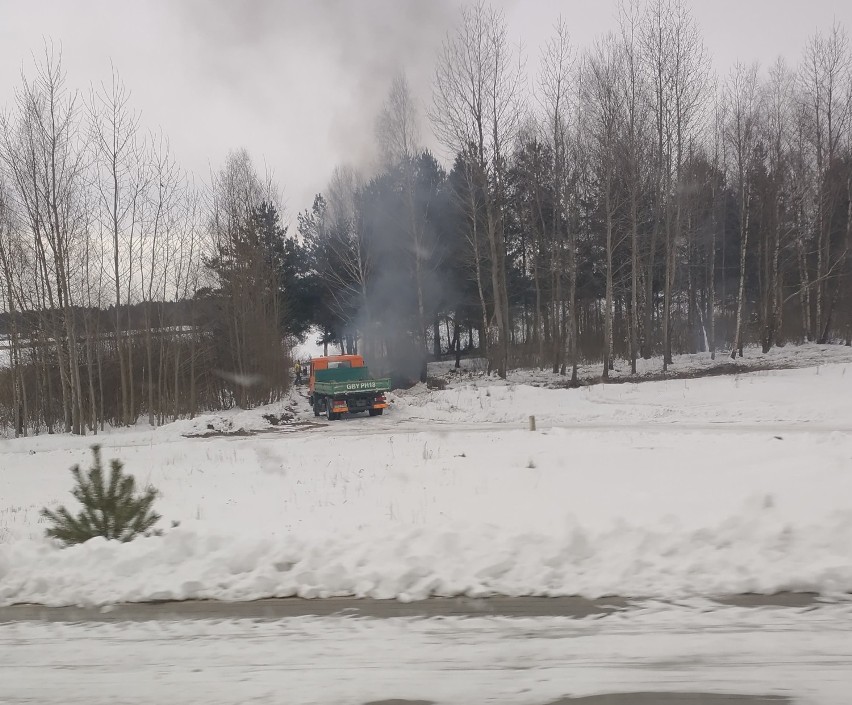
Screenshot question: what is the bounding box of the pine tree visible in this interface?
[41,445,161,546]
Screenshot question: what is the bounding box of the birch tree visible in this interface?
[617,0,650,372]
[725,62,761,358]
[0,46,87,433]
[583,35,623,379]
[89,66,146,425]
[758,58,795,352]
[538,17,577,377]
[0,181,26,436]
[431,0,523,378]
[799,25,852,342]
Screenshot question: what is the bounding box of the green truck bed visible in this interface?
[312,366,391,396]
[313,377,392,396]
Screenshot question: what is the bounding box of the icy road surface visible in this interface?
[1,603,851,705]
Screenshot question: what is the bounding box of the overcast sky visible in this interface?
[2,0,851,223]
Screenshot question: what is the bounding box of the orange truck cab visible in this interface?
[307,355,392,420]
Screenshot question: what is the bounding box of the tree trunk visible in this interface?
[796,217,812,342]
[567,224,579,385]
[485,196,510,378]
[846,172,852,346]
[85,318,98,435]
[662,215,673,370]
[533,241,543,368]
[603,184,614,380]
[452,316,461,368]
[708,186,718,360]
[643,225,658,360]
[433,318,441,359]
[630,189,639,373]
[190,326,198,419]
[146,306,156,427]
[732,182,752,358]
[96,337,105,431]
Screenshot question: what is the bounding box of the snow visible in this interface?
[1,346,852,606]
[0,337,9,369]
[395,369,851,427]
[2,603,852,704]
[430,340,852,383]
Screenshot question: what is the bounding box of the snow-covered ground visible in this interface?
[2,603,851,704]
[427,341,852,387]
[1,345,851,606]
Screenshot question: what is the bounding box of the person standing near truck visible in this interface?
[293,360,302,385]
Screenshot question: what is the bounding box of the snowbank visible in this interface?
[3,500,852,606]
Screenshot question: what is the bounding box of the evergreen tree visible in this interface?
[249,202,321,340]
[41,445,161,545]
[298,194,354,352]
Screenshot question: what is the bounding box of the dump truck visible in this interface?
[308,354,391,420]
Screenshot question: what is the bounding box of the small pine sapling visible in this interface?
[41,445,161,546]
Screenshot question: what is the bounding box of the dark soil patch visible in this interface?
[426,376,447,390]
[262,411,296,425]
[184,428,258,439]
[183,420,324,438]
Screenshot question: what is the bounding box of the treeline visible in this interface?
[0,49,311,436]
[301,1,852,382]
[0,300,212,338]
[2,1,852,435]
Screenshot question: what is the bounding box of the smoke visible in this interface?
[175,0,457,195]
[170,1,500,384]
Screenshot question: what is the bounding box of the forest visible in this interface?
[1,0,851,436]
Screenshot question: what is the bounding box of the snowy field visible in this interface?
[1,345,851,606]
[2,603,851,704]
[427,340,852,386]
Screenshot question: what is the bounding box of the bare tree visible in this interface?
[431,0,524,378]
[642,0,708,369]
[319,164,373,358]
[583,35,623,379]
[138,131,181,426]
[376,73,434,365]
[846,106,852,346]
[451,147,490,363]
[707,80,727,360]
[617,0,650,373]
[758,58,795,352]
[176,182,204,419]
[207,149,284,408]
[799,24,852,342]
[89,65,146,425]
[376,72,420,169]
[0,46,88,433]
[538,16,577,377]
[0,180,26,436]
[78,186,103,433]
[725,62,761,358]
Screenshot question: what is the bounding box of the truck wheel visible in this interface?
[326,402,338,421]
[368,409,383,417]
[311,396,320,417]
